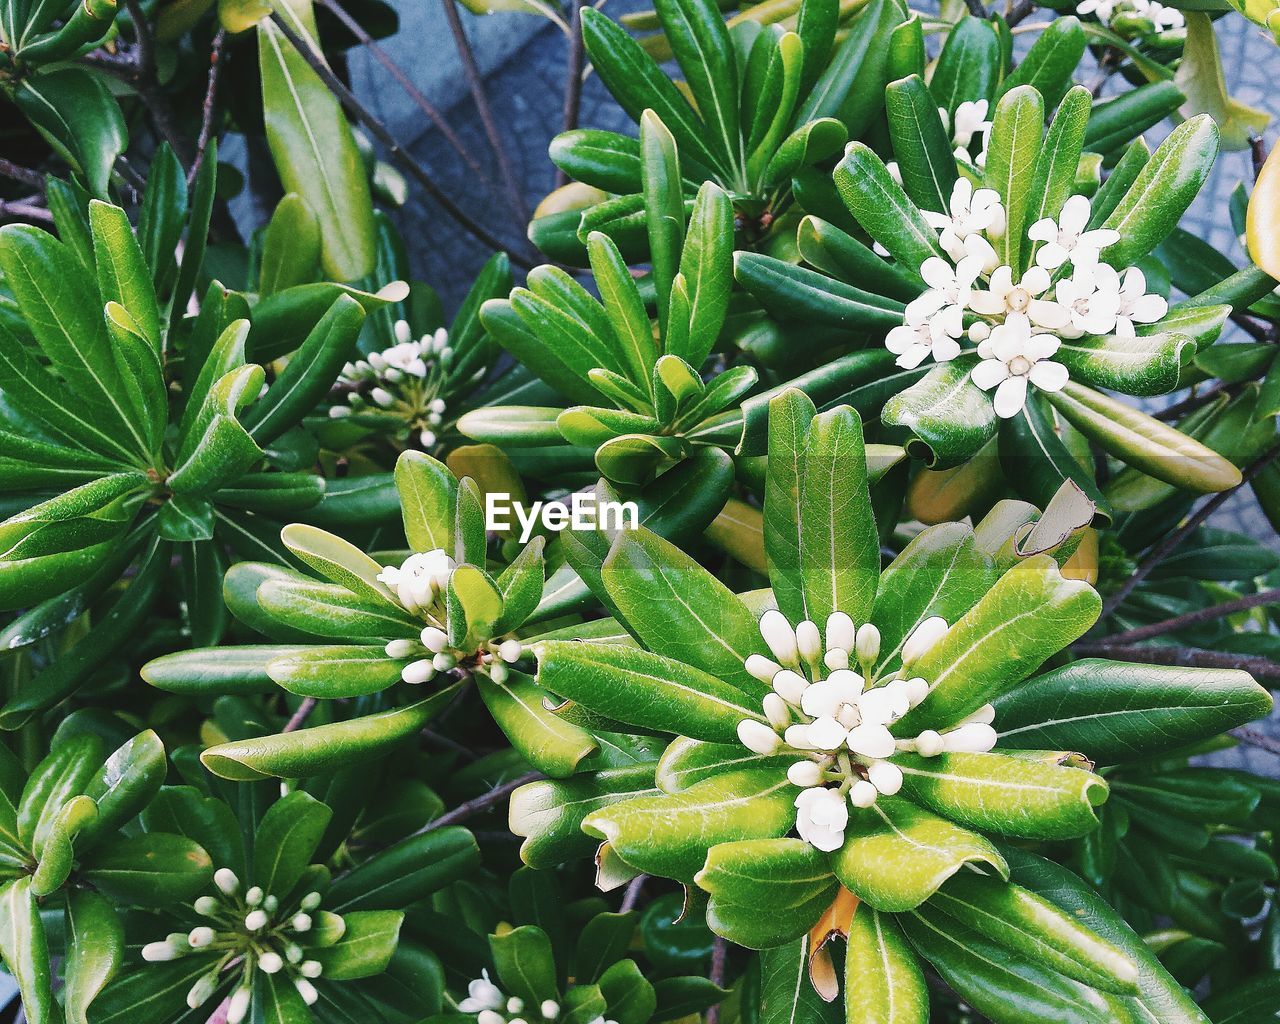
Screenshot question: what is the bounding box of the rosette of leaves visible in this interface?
[517,388,1269,1022]
[0,167,402,724]
[91,782,475,1024]
[529,0,907,263]
[142,449,605,780]
[427,869,721,1024]
[466,126,760,487]
[0,0,124,199]
[0,728,214,1024]
[737,80,1243,519]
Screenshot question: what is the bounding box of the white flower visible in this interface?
[971,313,1070,418]
[794,786,849,852]
[969,265,1070,331]
[378,549,455,612]
[1054,264,1122,338]
[1098,264,1169,336]
[948,100,992,153]
[885,304,963,370]
[459,971,506,1013]
[1077,0,1116,22]
[906,250,984,328]
[1028,194,1120,270]
[923,178,1007,260]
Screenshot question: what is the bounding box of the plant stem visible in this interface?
[268,13,538,269]
[0,199,53,224]
[706,937,728,1024]
[1154,380,1236,422]
[121,0,196,167]
[416,771,543,833]
[1101,444,1280,616]
[1072,641,1280,682]
[1231,726,1280,755]
[190,29,226,187]
[620,874,647,912]
[0,158,45,189]
[962,0,989,18]
[555,0,589,188]
[438,0,530,225]
[1098,589,1280,644]
[283,698,318,732]
[316,0,496,191]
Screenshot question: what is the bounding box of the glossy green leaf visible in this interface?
[63,889,123,1024]
[845,908,927,1024]
[82,832,213,906]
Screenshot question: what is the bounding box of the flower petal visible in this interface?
[1029,359,1069,393]
[993,374,1029,418]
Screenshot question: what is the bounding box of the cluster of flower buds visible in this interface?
[378,548,456,613]
[330,321,452,447]
[735,611,998,850]
[141,868,330,1022]
[459,970,562,1024]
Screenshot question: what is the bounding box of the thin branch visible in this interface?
[420,726,479,761]
[1231,311,1272,342]
[1154,380,1236,422]
[1098,588,1280,644]
[0,200,54,224]
[439,0,530,225]
[189,29,226,187]
[1102,444,1280,616]
[1231,726,1280,755]
[316,0,496,190]
[962,0,989,18]
[706,937,729,1024]
[555,0,589,188]
[119,0,195,166]
[283,698,318,732]
[620,874,647,912]
[268,13,538,268]
[1072,642,1280,682]
[415,770,543,834]
[1006,0,1034,25]
[0,158,46,190]
[1253,135,1269,183]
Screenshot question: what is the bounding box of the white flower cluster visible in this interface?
[459,972,618,1024]
[141,868,327,1022]
[330,320,452,447]
[887,181,1168,418]
[942,100,993,169]
[1077,0,1184,31]
[736,610,998,852]
[378,549,524,684]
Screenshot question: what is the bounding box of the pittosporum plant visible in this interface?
[519,388,1271,1020]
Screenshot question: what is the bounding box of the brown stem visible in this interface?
[1253,135,1269,183]
[1099,588,1280,644]
[1154,380,1236,422]
[706,937,728,1024]
[439,0,530,225]
[119,0,196,167]
[1102,444,1280,616]
[283,697,318,732]
[555,0,589,188]
[0,199,54,224]
[0,158,46,190]
[268,13,538,268]
[962,0,989,17]
[1006,0,1034,25]
[620,874,647,912]
[414,770,543,834]
[1231,726,1280,755]
[420,727,479,761]
[1072,642,1280,682]
[189,29,226,187]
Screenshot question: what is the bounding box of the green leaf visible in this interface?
[798,0,905,138]
[258,7,376,280]
[328,826,479,911]
[260,192,322,294]
[64,889,123,1024]
[641,111,686,337]
[832,799,1006,911]
[535,640,766,744]
[758,939,838,1024]
[732,253,906,331]
[312,909,403,980]
[1055,330,1191,397]
[882,357,997,468]
[983,85,1044,273]
[845,909,928,1024]
[894,555,1099,734]
[998,399,1109,523]
[81,832,212,906]
[13,67,126,199]
[78,729,167,849]
[0,879,54,1024]
[930,15,1000,118]
[1024,86,1092,267]
[88,200,161,352]
[167,364,266,495]
[281,522,398,606]
[491,925,559,1004]
[477,668,599,778]
[833,142,940,271]
[675,182,733,369]
[654,0,740,173]
[254,790,334,895]
[994,659,1272,764]
[582,767,795,883]
[696,836,835,922]
[588,231,658,391]
[895,751,1108,839]
[998,16,1087,111]
[885,75,957,214]
[266,646,405,698]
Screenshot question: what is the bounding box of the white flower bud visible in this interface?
[968,321,991,343]
[228,986,252,1024]
[194,896,220,917]
[867,760,904,796]
[772,669,808,705]
[246,886,264,906]
[499,639,523,663]
[784,724,816,749]
[901,616,948,666]
[301,892,322,911]
[429,398,448,414]
[433,652,457,671]
[263,895,279,913]
[301,960,324,978]
[762,693,790,729]
[508,998,525,1014]
[142,941,178,962]
[787,760,824,788]
[214,868,239,896]
[421,626,449,653]
[855,624,881,665]
[903,677,930,708]
[745,654,783,682]
[402,659,436,685]
[291,913,312,932]
[795,620,821,663]
[244,910,269,932]
[371,387,396,408]
[738,720,780,755]
[959,703,996,726]
[286,944,304,964]
[394,320,412,344]
[478,1011,505,1024]
[825,612,855,654]
[759,609,798,665]
[385,638,417,659]
[541,1000,560,1019]
[258,951,284,974]
[490,662,509,684]
[849,780,879,808]
[420,430,438,448]
[943,723,998,754]
[188,927,215,948]
[914,730,945,757]
[823,648,850,672]
[328,405,353,418]
[296,978,319,1006]
[187,972,220,1009]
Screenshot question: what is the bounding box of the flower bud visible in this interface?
[244,910,269,932]
[228,986,252,1024]
[745,654,782,683]
[214,868,239,896]
[762,693,790,729]
[291,913,312,932]
[301,892,322,911]
[421,626,449,653]
[772,669,808,705]
[867,760,904,796]
[541,1000,560,1019]
[263,896,279,914]
[759,609,798,665]
[186,971,220,1009]
[420,430,438,448]
[296,978,319,1005]
[246,886,264,906]
[959,703,995,726]
[901,617,948,666]
[738,720,780,755]
[394,320,412,344]
[784,724,815,749]
[142,941,178,962]
[942,723,997,754]
[825,612,855,654]
[855,624,881,665]
[823,648,850,672]
[301,960,324,978]
[787,760,823,788]
[795,620,821,663]
[903,677,930,708]
[914,730,944,757]
[194,896,220,917]
[499,639,523,663]
[188,927,215,948]
[258,951,284,974]
[490,662,509,684]
[286,944,304,964]
[402,659,436,685]
[968,321,991,343]
[849,780,878,808]
[433,652,457,672]
[371,387,396,408]
[478,1012,504,1024]
[385,638,417,659]
[328,405,352,418]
